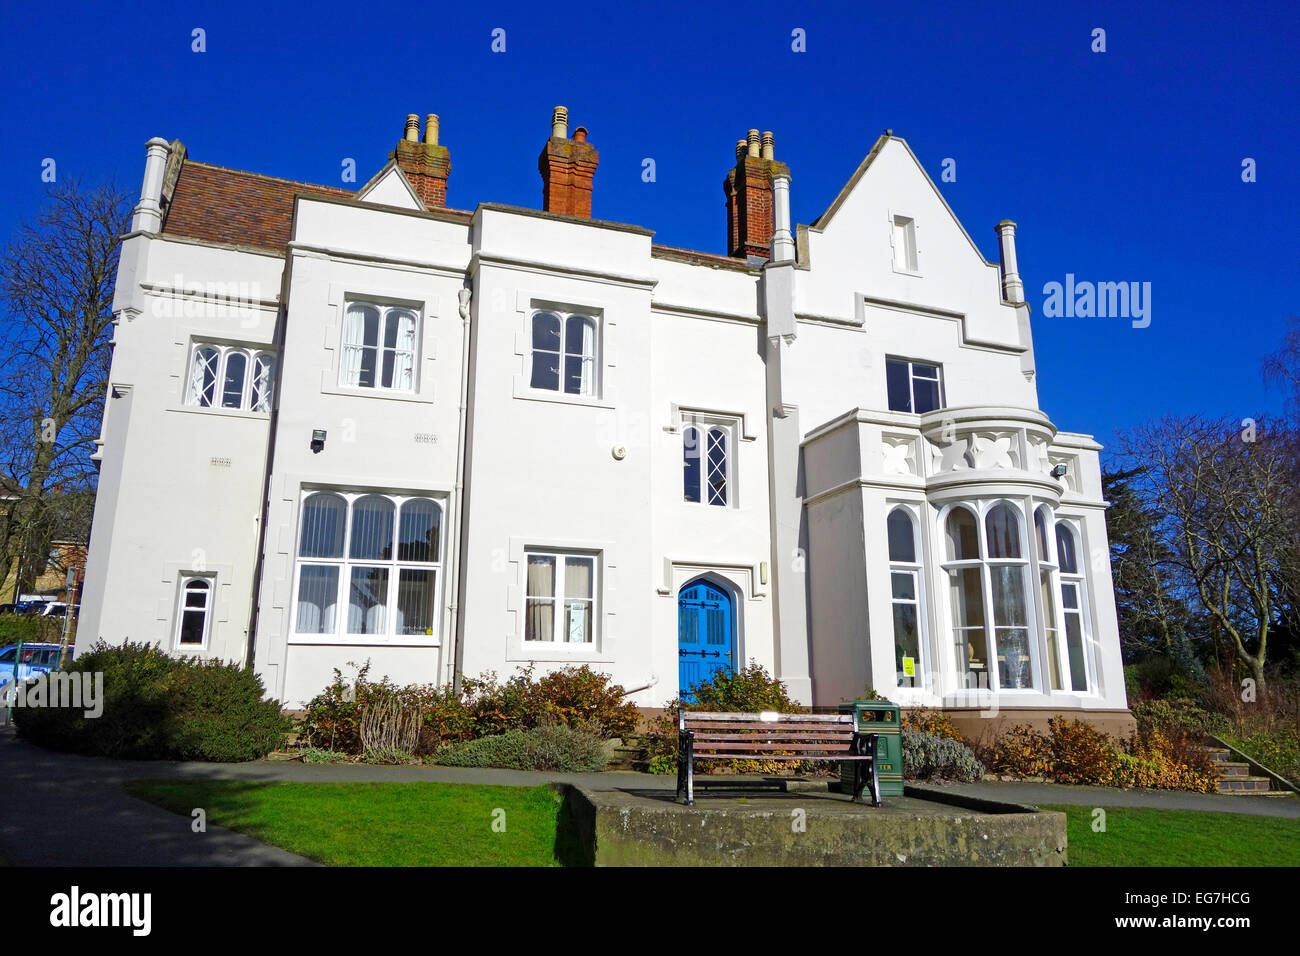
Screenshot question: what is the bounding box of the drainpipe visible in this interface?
[448,285,474,693]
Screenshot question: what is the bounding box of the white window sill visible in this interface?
[891,267,923,278]
[320,380,434,405]
[168,404,271,422]
[508,644,612,664]
[511,385,613,410]
[287,634,440,647]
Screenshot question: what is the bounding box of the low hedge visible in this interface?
[13,641,291,762]
[901,730,984,782]
[430,722,609,772]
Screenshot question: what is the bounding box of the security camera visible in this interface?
[1050,463,1068,478]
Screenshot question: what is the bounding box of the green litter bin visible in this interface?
[839,700,905,797]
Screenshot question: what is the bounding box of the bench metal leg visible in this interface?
[851,733,882,807]
[676,732,695,805]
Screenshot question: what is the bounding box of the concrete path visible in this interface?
[0,730,318,866]
[939,779,1300,818]
[4,727,1296,866]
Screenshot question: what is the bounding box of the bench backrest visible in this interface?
[679,710,860,757]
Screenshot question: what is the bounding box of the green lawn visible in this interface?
[1041,804,1300,867]
[126,780,580,866]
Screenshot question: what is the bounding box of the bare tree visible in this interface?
[1117,416,1299,692]
[0,180,130,599]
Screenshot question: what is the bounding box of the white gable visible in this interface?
[355,162,424,211]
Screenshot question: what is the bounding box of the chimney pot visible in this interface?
[747,129,760,158]
[735,139,747,161]
[573,126,588,143]
[404,114,420,142]
[425,114,439,146]
[540,112,597,217]
[761,131,774,160]
[552,106,569,139]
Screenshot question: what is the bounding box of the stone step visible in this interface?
[1215,762,1252,777]
[1216,776,1273,793]
[1205,748,1232,762]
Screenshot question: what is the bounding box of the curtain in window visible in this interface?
[347,566,389,634]
[342,306,372,387]
[393,311,416,390]
[296,565,338,633]
[300,493,346,558]
[563,316,595,395]
[564,558,593,643]
[350,495,395,560]
[397,569,435,636]
[397,499,440,562]
[525,554,556,642]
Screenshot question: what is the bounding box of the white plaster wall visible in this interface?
[252,199,471,705]
[79,232,281,664]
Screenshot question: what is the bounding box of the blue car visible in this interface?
[0,643,64,696]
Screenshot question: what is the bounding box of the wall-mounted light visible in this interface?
[1050,463,1068,479]
[311,429,327,454]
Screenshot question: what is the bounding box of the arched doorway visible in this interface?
[678,578,734,702]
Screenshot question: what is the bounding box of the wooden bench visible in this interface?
[676,709,881,806]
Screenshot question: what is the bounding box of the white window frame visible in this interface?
[940,500,1040,694]
[885,356,945,414]
[186,342,276,412]
[522,548,600,647]
[528,308,599,398]
[174,574,214,650]
[1053,517,1095,694]
[887,505,928,689]
[891,215,919,273]
[682,415,737,507]
[338,300,420,394]
[289,489,444,645]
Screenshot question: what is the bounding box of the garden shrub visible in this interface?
[14,641,291,761]
[989,725,1052,778]
[901,730,984,783]
[644,662,809,775]
[1046,717,1120,785]
[430,721,609,772]
[901,706,964,742]
[1131,698,1231,740]
[0,613,59,647]
[1224,728,1300,786]
[300,663,638,756]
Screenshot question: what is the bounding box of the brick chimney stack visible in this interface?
[391,112,451,208]
[539,106,599,218]
[723,128,790,261]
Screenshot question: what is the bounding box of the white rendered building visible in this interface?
[81,110,1132,733]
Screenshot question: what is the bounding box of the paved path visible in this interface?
[0,730,318,866]
[937,780,1300,818]
[3,728,1295,865]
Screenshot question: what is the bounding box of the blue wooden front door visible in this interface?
[678,581,733,702]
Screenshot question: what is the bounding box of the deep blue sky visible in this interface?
[1,0,1295,447]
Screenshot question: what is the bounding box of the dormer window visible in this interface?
[892,215,918,272]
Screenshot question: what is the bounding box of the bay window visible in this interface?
[943,501,1037,692]
[293,490,442,641]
